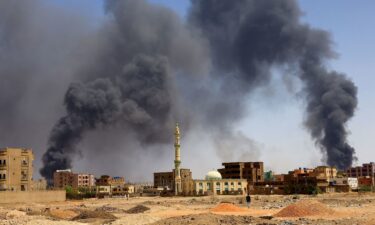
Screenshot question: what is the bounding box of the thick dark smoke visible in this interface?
[40,55,176,180]
[1,0,357,181]
[40,0,209,182]
[189,0,357,170]
[0,0,92,170]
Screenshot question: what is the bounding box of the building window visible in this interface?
[238,182,241,186]
[231,182,234,186]
[3,160,5,165]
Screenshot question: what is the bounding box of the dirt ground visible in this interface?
[1,192,375,225]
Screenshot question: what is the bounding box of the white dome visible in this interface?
[205,170,222,180]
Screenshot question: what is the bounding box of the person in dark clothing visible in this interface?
[246,194,251,208]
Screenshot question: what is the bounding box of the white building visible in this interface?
[193,170,247,196]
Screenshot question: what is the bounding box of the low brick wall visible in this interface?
[0,190,66,204]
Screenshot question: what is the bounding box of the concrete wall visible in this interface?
[0,190,66,204]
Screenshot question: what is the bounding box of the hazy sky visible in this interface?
[36,0,375,180]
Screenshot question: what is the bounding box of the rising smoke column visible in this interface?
[189,0,357,170]
[40,0,210,182]
[40,0,358,181]
[40,55,175,181]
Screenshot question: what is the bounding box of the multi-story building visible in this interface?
[153,168,193,193]
[218,162,264,185]
[347,162,375,178]
[311,166,337,181]
[53,169,94,189]
[154,171,173,190]
[73,173,95,189]
[0,147,34,191]
[95,175,131,197]
[53,169,74,189]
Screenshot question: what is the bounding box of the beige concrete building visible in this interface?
[73,173,95,189]
[311,166,337,181]
[193,170,247,195]
[95,175,133,197]
[53,169,94,189]
[0,147,34,191]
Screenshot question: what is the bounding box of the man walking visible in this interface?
[246,193,251,208]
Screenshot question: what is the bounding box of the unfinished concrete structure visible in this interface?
[0,147,34,191]
[218,162,264,190]
[347,162,375,178]
[95,175,134,197]
[53,169,94,189]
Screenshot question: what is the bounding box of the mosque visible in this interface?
[153,123,248,196]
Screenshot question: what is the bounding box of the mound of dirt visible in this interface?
[210,203,248,212]
[48,209,79,220]
[274,199,336,217]
[72,210,117,221]
[6,210,26,219]
[125,205,150,214]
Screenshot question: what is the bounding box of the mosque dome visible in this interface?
[205,170,222,180]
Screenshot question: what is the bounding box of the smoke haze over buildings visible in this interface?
[0,0,357,182]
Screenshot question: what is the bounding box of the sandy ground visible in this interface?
[1,192,375,225]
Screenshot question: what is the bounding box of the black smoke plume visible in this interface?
[189,0,357,170]
[27,0,358,181]
[40,55,175,180]
[40,0,209,182]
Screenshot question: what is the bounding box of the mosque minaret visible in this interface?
[174,123,182,195]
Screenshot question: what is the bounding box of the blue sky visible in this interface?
[49,0,374,175]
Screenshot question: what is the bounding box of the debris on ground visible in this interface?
[95,205,123,213]
[72,210,117,221]
[125,205,150,214]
